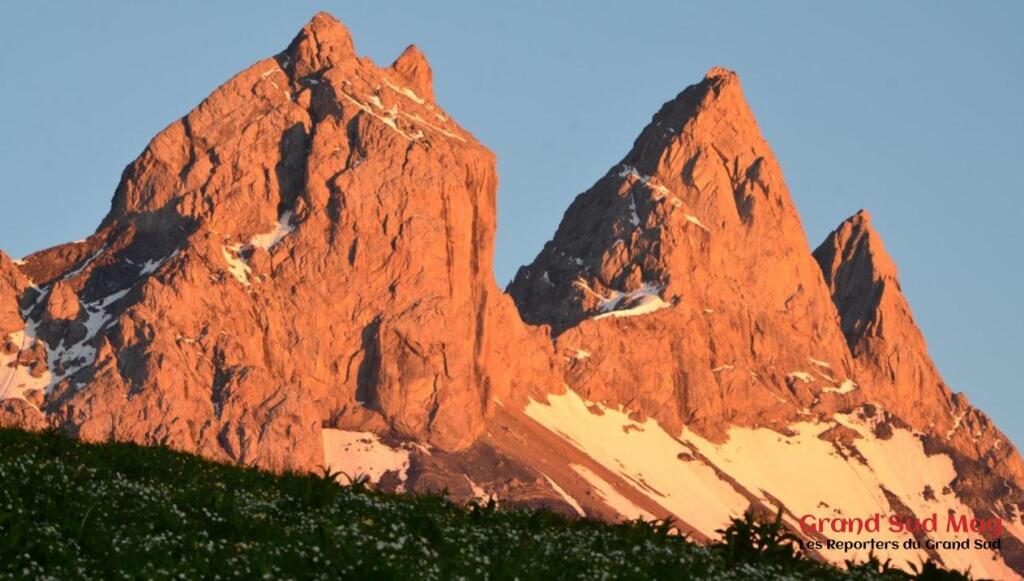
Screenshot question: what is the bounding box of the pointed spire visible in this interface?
[814,209,899,289]
[390,44,435,102]
[627,65,762,181]
[813,209,903,350]
[704,65,737,80]
[284,12,357,78]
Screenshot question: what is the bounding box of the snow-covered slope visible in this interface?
[525,389,1019,579]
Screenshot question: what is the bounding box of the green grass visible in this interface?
[0,428,968,580]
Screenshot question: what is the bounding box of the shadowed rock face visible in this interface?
[814,212,1024,572]
[1,12,1022,577]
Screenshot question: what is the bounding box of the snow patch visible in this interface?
[139,250,179,276]
[946,411,965,438]
[822,379,858,394]
[593,294,671,319]
[62,244,108,281]
[786,371,815,383]
[585,282,672,320]
[465,476,491,503]
[526,388,1015,575]
[627,193,640,226]
[540,271,555,288]
[382,78,426,104]
[684,214,710,232]
[526,390,747,536]
[543,474,586,517]
[321,429,410,491]
[0,331,51,401]
[13,288,134,394]
[684,421,919,565]
[569,464,654,522]
[249,211,296,251]
[339,89,465,143]
[340,92,417,140]
[618,165,683,207]
[221,245,252,285]
[829,412,1016,578]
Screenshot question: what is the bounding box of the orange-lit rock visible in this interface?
[1,12,1021,577]
[2,12,556,471]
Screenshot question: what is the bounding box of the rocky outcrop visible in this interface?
[0,252,28,337]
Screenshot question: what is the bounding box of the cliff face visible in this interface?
[0,13,555,471]
[1,12,1022,578]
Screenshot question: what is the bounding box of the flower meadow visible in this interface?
[0,428,968,580]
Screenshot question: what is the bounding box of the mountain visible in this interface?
[1,13,1021,578]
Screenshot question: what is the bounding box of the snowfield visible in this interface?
[525,389,1018,578]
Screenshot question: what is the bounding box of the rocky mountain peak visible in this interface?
[390,45,434,102]
[2,15,1023,577]
[814,211,1024,542]
[509,66,857,444]
[509,66,838,344]
[703,65,736,80]
[1,12,556,468]
[813,209,904,351]
[284,12,358,78]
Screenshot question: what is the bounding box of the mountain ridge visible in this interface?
[1,12,1021,578]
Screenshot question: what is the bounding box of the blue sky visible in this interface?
[0,2,1021,446]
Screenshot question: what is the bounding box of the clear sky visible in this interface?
[1,2,1021,446]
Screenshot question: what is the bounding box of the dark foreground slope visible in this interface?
[0,428,966,580]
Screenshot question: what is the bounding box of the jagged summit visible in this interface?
[508,64,858,442]
[624,65,753,179]
[813,210,1024,549]
[815,209,899,291]
[814,209,902,349]
[2,11,553,468]
[704,65,737,79]
[283,11,357,77]
[509,65,831,340]
[390,45,434,102]
[814,211,968,429]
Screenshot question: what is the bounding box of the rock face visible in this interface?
[2,12,1022,578]
[2,12,554,471]
[508,68,865,442]
[814,209,1020,471]
[0,252,28,337]
[507,67,1024,576]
